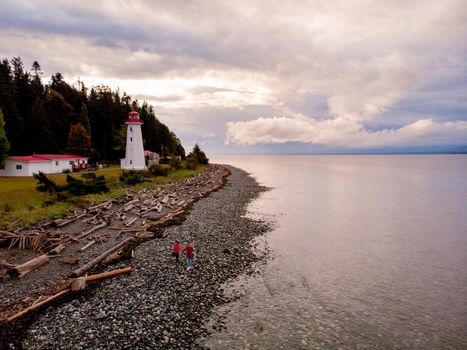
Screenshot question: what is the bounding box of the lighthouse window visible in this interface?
[55,161,59,166]
[130,160,133,164]
[130,137,133,142]
[16,164,22,170]
[130,127,133,132]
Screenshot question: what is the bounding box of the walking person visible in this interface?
[172,240,181,263]
[181,241,195,270]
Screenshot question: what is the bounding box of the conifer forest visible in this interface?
[0,57,185,163]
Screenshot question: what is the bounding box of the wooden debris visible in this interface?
[58,257,79,265]
[56,212,87,227]
[48,243,66,255]
[125,216,138,227]
[71,277,86,291]
[79,240,96,252]
[76,220,107,239]
[8,254,49,278]
[5,288,71,322]
[70,237,133,278]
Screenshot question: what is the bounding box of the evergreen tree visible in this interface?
[30,61,44,97]
[26,98,57,153]
[79,102,91,133]
[0,59,19,154]
[67,123,91,156]
[0,109,10,164]
[44,89,73,150]
[189,144,209,164]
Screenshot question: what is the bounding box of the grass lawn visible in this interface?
[0,165,202,229]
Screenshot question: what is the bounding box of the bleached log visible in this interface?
[71,277,87,291]
[76,220,107,239]
[56,212,87,227]
[88,201,112,211]
[48,243,65,255]
[8,254,49,278]
[70,237,133,278]
[79,240,96,252]
[125,217,138,227]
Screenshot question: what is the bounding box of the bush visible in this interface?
[120,170,146,185]
[184,156,198,170]
[67,173,108,195]
[170,157,182,170]
[62,168,71,174]
[149,164,170,177]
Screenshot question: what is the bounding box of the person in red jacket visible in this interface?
[181,242,195,270]
[172,240,181,263]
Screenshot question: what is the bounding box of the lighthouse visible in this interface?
[120,110,145,170]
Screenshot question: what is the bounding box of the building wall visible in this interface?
[0,158,88,177]
[122,123,145,170]
[0,160,49,176]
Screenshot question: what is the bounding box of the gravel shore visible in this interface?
[2,165,271,349]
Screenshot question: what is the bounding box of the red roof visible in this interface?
[129,111,140,116]
[9,156,48,162]
[8,154,88,162]
[34,154,87,160]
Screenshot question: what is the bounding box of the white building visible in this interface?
[0,154,88,177]
[145,150,160,167]
[120,110,145,170]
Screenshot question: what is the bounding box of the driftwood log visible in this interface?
[7,254,49,278]
[70,237,133,278]
[48,243,66,255]
[76,220,107,239]
[5,267,133,323]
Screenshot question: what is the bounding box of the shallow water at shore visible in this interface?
[208,155,467,349]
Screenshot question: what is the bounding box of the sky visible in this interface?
[1,0,467,155]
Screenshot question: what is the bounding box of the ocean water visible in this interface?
[207,155,467,349]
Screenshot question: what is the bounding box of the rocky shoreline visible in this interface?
[1,165,272,349]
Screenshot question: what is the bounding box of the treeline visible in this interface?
[0,57,185,162]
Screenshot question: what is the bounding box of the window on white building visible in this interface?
[130,127,133,132]
[55,161,59,166]
[0,164,5,170]
[16,164,22,170]
[69,161,74,165]
[130,160,132,164]
[130,137,133,142]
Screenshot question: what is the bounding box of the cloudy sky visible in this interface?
[1,0,466,154]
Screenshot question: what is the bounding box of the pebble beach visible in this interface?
[2,165,271,349]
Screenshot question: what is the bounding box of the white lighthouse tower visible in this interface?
[120,110,145,170]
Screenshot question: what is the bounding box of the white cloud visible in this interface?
[1,0,467,151]
[226,116,467,148]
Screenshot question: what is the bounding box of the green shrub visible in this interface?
[67,173,108,195]
[149,164,170,177]
[184,156,198,170]
[62,168,71,174]
[170,157,182,170]
[120,170,146,185]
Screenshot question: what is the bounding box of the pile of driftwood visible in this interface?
[0,229,61,251]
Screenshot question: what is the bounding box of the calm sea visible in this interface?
[207,155,467,349]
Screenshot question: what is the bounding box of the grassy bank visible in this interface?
[0,166,202,229]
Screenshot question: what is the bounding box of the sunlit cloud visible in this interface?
[1,0,466,153]
[226,116,467,148]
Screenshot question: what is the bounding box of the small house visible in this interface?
[0,154,88,177]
